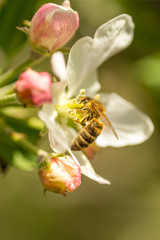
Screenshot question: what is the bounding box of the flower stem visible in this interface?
[2,124,47,157]
[0,52,44,87]
[18,137,47,157]
[0,93,22,107]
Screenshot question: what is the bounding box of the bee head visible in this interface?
[80,97,92,105]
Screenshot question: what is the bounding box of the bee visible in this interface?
[71,96,118,151]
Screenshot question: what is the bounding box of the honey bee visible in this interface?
[71,96,118,151]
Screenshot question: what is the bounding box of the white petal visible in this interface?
[79,70,101,97]
[38,104,67,153]
[66,14,134,98]
[48,128,67,153]
[51,82,67,104]
[51,51,68,82]
[96,93,154,147]
[50,52,68,102]
[73,151,111,185]
[66,130,110,184]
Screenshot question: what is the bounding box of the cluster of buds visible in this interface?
[39,155,81,194]
[15,1,81,195]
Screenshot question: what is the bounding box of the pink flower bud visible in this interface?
[29,1,79,54]
[39,155,81,194]
[15,69,52,107]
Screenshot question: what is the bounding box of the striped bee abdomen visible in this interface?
[71,118,103,151]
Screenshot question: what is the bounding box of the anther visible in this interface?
[80,89,85,95]
[95,94,99,100]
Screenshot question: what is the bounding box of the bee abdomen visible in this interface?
[71,118,103,151]
[71,133,89,151]
[86,118,103,138]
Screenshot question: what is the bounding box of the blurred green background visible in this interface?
[1,0,160,239]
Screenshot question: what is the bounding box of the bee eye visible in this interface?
[80,98,88,104]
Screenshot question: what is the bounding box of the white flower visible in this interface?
[39,14,154,185]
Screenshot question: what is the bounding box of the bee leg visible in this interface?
[82,108,95,119]
[82,107,91,113]
[79,114,90,126]
[82,107,92,116]
[73,118,79,123]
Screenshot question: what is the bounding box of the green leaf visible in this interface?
[12,150,37,171]
[0,134,37,171]
[1,108,42,143]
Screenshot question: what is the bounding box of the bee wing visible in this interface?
[94,106,119,139]
[91,102,118,139]
[98,112,119,139]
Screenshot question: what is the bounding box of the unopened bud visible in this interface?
[15,68,52,107]
[29,2,79,54]
[39,155,81,194]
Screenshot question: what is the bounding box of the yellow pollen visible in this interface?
[95,94,99,100]
[73,116,78,121]
[69,110,77,116]
[80,89,85,95]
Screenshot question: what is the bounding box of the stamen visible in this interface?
[80,89,85,95]
[69,110,76,116]
[73,116,78,122]
[73,89,86,103]
[95,94,99,100]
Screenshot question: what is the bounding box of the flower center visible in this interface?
[55,89,89,128]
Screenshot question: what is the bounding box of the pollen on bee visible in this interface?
[69,110,76,116]
[73,116,78,121]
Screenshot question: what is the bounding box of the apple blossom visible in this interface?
[38,14,154,185]
[15,68,52,107]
